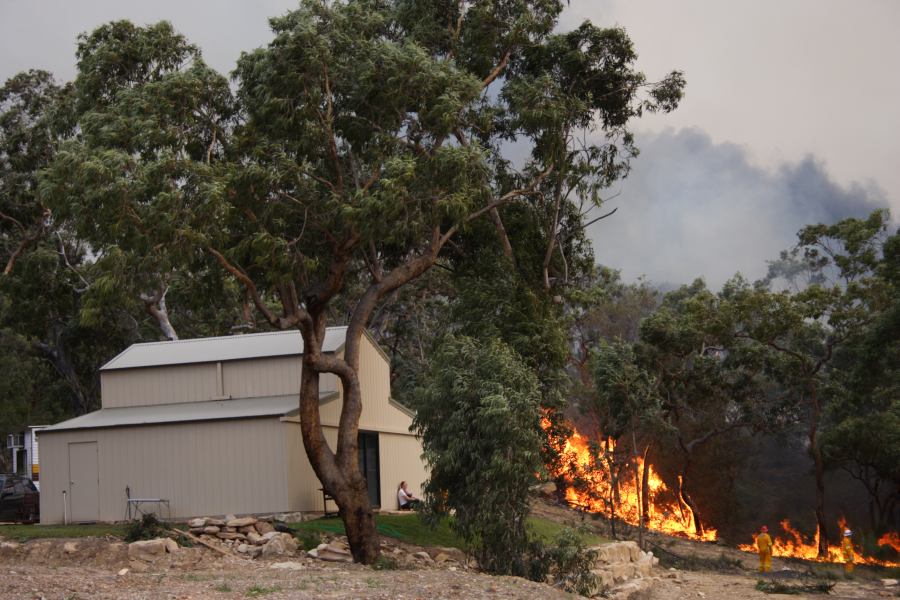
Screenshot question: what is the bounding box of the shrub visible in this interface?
[124,513,168,542]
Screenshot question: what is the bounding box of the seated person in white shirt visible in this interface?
[397,481,420,510]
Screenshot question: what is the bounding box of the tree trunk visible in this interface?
[679,460,705,538]
[808,387,828,558]
[296,324,379,564]
[641,445,651,525]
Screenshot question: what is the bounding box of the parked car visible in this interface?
[0,474,39,523]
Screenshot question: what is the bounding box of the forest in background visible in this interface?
[0,0,897,570]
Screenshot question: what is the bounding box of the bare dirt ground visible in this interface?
[1,499,896,600]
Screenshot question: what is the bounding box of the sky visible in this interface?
[2,0,898,289]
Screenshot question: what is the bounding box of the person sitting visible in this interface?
[397,481,420,510]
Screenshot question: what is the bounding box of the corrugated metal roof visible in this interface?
[39,393,337,433]
[101,327,348,371]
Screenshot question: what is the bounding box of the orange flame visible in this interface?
[878,532,900,553]
[545,420,717,542]
[738,519,899,567]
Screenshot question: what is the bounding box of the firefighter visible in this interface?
[757,525,773,573]
[841,529,855,575]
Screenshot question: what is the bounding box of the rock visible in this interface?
[128,559,150,573]
[315,543,353,563]
[255,521,275,535]
[62,542,79,554]
[127,539,166,562]
[202,526,220,534]
[276,512,305,523]
[882,579,898,587]
[247,532,265,546]
[206,518,225,527]
[163,538,179,553]
[236,544,251,553]
[224,514,237,522]
[262,531,280,541]
[413,551,434,564]
[434,552,451,563]
[187,518,207,528]
[216,532,246,541]
[224,526,237,533]
[238,525,257,534]
[307,548,319,558]
[189,527,205,535]
[117,568,129,576]
[227,517,258,528]
[269,561,305,570]
[262,536,287,557]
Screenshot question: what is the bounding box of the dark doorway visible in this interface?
[358,431,380,508]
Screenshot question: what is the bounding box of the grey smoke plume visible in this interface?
[588,128,891,289]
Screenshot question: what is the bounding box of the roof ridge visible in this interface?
[125,325,348,348]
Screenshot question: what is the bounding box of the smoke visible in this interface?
[587,128,892,289]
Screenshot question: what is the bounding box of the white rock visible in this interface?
[227,517,257,528]
[269,561,305,570]
[117,568,129,576]
[63,542,79,554]
[163,538,178,553]
[882,579,898,587]
[187,518,207,528]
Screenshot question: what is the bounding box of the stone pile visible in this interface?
[585,540,658,598]
[187,515,299,558]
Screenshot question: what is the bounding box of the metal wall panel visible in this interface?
[101,364,219,408]
[378,432,427,509]
[38,418,289,523]
[318,335,414,434]
[282,423,340,513]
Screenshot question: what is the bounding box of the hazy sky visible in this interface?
[2,0,898,288]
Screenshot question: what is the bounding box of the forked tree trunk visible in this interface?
[297,322,379,564]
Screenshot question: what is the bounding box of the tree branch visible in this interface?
[482,51,511,88]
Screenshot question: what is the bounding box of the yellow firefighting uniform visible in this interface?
[841,537,854,574]
[757,532,773,573]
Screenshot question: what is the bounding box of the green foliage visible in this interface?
[413,336,544,575]
[244,584,280,597]
[124,513,169,542]
[292,528,322,552]
[540,527,600,596]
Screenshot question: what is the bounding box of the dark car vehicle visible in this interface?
[0,474,39,523]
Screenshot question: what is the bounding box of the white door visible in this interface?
[68,442,99,522]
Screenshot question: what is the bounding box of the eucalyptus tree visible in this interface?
[634,279,774,538]
[729,210,892,556]
[43,1,683,563]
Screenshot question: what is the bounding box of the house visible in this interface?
[6,426,48,489]
[37,327,427,523]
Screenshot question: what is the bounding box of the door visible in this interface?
[357,432,380,508]
[68,442,99,522]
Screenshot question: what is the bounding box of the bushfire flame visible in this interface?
[545,421,717,542]
[545,419,899,567]
[738,519,900,567]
